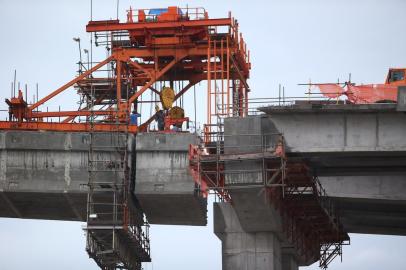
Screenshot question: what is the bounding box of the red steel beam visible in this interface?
[114,47,228,58]
[61,95,108,123]
[31,110,114,118]
[29,55,115,111]
[0,121,137,133]
[127,55,186,106]
[86,18,232,32]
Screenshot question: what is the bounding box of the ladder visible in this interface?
[85,103,150,269]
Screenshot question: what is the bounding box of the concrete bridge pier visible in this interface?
[214,202,298,270]
[281,254,299,270]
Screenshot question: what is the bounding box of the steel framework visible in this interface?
[1,6,250,135]
[189,132,349,268]
[85,117,150,269]
[0,6,251,270]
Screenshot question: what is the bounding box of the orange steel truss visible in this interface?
[189,135,349,268]
[1,6,250,134]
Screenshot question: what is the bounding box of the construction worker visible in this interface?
[154,105,165,131]
[171,124,181,132]
[130,110,141,125]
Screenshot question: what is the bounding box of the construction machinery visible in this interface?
[386,68,406,85]
[1,5,250,270]
[1,6,250,134]
[313,68,406,104]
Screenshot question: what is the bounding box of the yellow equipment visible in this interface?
[169,106,185,119]
[160,87,175,109]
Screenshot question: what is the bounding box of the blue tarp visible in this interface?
[148,8,168,15]
[148,8,183,16]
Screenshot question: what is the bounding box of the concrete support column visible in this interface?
[214,202,282,270]
[282,254,298,270]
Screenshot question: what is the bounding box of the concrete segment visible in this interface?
[318,162,406,235]
[319,175,406,201]
[258,104,406,154]
[0,131,207,226]
[330,197,406,235]
[135,133,207,225]
[223,108,406,237]
[0,131,94,221]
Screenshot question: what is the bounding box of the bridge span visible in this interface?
[0,103,405,270]
[213,103,406,270]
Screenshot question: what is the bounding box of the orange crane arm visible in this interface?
[29,55,115,111]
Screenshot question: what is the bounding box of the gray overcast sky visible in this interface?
[0,0,405,269]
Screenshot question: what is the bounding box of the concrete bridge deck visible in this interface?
[0,131,206,225]
[220,104,406,236]
[212,103,406,270]
[259,103,406,235]
[1,103,406,270]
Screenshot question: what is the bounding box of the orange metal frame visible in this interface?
[0,121,137,133]
[385,68,406,86]
[1,6,251,134]
[314,68,406,104]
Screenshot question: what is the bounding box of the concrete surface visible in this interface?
[223,105,406,236]
[0,131,94,221]
[0,131,207,226]
[214,202,286,270]
[135,132,207,225]
[223,116,282,232]
[320,175,406,235]
[2,104,406,269]
[259,103,406,154]
[222,116,320,266]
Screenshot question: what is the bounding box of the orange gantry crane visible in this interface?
[1,6,250,134]
[1,6,251,270]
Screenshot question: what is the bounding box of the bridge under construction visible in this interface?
[0,4,405,270]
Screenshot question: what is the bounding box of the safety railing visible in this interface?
[127,7,208,23]
[204,93,343,118]
[190,131,285,203]
[229,16,250,68]
[197,132,284,186]
[205,132,282,152]
[244,93,348,115]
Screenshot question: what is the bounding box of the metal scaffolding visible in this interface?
[189,132,349,268]
[85,89,150,269]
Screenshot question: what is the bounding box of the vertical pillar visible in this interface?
[282,254,298,270]
[214,202,282,270]
[116,60,122,107]
[0,133,6,189]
